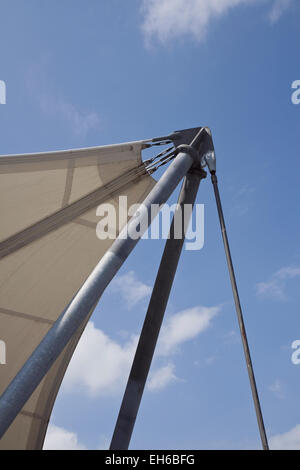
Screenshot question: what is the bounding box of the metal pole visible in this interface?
[110,168,206,450]
[210,171,269,451]
[0,130,206,440]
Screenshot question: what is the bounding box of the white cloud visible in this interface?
[111,271,152,309]
[39,94,100,138]
[157,305,220,356]
[256,278,286,300]
[268,0,292,23]
[269,379,285,399]
[147,363,178,391]
[26,63,100,138]
[62,302,219,396]
[141,0,292,44]
[97,434,110,450]
[204,355,217,365]
[276,266,300,279]
[223,329,240,345]
[256,265,300,300]
[270,424,300,450]
[62,321,138,396]
[43,424,86,450]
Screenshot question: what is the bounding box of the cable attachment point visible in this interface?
[202,151,216,174]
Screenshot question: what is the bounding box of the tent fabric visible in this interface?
[0,140,156,449]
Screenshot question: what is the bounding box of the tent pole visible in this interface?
[110,167,206,450]
[0,129,207,440]
[210,170,269,451]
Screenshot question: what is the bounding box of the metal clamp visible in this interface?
[174,144,200,162]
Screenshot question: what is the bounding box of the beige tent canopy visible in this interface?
[0,128,268,450]
[0,139,157,449]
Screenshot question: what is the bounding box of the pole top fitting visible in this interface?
[187,127,216,174]
[202,150,216,173]
[152,125,216,173]
[175,127,216,173]
[175,144,200,162]
[197,127,216,174]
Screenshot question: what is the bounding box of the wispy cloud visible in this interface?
[269,379,285,399]
[256,278,286,300]
[147,363,178,391]
[276,266,300,279]
[110,271,152,309]
[44,424,111,450]
[268,0,292,23]
[141,0,293,45]
[157,305,220,356]
[223,329,241,345]
[229,184,255,217]
[256,265,300,300]
[26,63,100,138]
[43,424,86,450]
[97,435,110,450]
[270,424,300,449]
[38,94,100,138]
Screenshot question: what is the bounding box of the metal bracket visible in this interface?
[174,144,200,162]
[151,126,203,147]
[171,127,216,172]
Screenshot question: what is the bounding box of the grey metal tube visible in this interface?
[110,168,205,450]
[210,172,269,451]
[0,146,199,440]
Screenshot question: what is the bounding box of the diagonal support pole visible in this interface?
[0,128,206,441]
[110,167,206,450]
[210,170,269,451]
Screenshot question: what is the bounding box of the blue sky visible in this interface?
[1,0,300,450]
